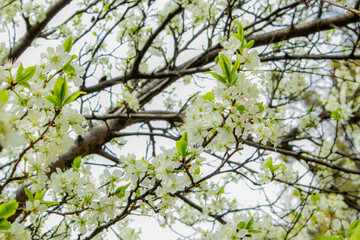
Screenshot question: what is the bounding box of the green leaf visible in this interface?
[24,188,34,203]
[230,54,241,78]
[114,183,131,199]
[264,158,274,171]
[237,221,246,229]
[34,189,42,201]
[255,102,264,113]
[0,90,9,106]
[54,76,68,105]
[0,219,11,230]
[350,221,360,240]
[18,66,36,82]
[237,104,246,113]
[63,37,73,53]
[180,132,188,143]
[176,132,189,157]
[237,22,244,39]
[217,186,225,195]
[194,167,200,175]
[62,62,75,74]
[176,141,187,157]
[245,217,254,229]
[15,63,24,82]
[104,3,110,10]
[248,229,262,234]
[307,106,313,114]
[273,164,285,172]
[202,91,215,102]
[63,91,86,106]
[219,54,231,79]
[45,95,61,107]
[349,220,359,232]
[247,40,254,49]
[331,108,341,120]
[230,73,238,85]
[310,193,319,202]
[18,81,30,89]
[205,71,227,85]
[72,156,82,170]
[0,200,18,219]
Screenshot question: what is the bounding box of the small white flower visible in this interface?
[333,219,341,231]
[342,220,349,230]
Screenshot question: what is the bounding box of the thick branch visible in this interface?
[4,0,72,61]
[84,111,185,122]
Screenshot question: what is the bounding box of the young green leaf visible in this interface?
[18,81,30,89]
[63,37,73,53]
[63,91,86,106]
[237,221,246,229]
[56,76,68,104]
[264,158,274,171]
[194,167,200,175]
[114,183,131,199]
[72,156,82,169]
[45,95,61,107]
[350,221,360,240]
[0,219,11,230]
[245,217,254,229]
[331,108,341,120]
[62,62,75,74]
[230,54,241,78]
[18,66,36,82]
[247,40,255,49]
[237,104,246,113]
[180,132,188,143]
[217,186,225,195]
[24,188,34,203]
[16,63,36,83]
[230,73,238,85]
[205,71,227,85]
[0,90,9,106]
[237,22,244,40]
[34,189,42,201]
[248,229,262,234]
[0,200,18,219]
[255,102,265,113]
[202,91,215,102]
[15,63,24,82]
[176,141,187,157]
[219,54,231,79]
[349,220,359,232]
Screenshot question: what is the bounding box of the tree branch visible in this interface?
[4,0,72,61]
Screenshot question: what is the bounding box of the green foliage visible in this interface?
[0,200,18,230]
[264,158,284,180]
[25,188,59,208]
[115,183,131,199]
[176,131,190,157]
[15,63,36,88]
[72,156,82,170]
[205,54,240,86]
[236,217,262,235]
[232,22,255,52]
[45,76,86,108]
[63,37,73,53]
[0,90,9,107]
[331,107,341,120]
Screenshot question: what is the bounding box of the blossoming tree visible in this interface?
[1,0,360,239]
